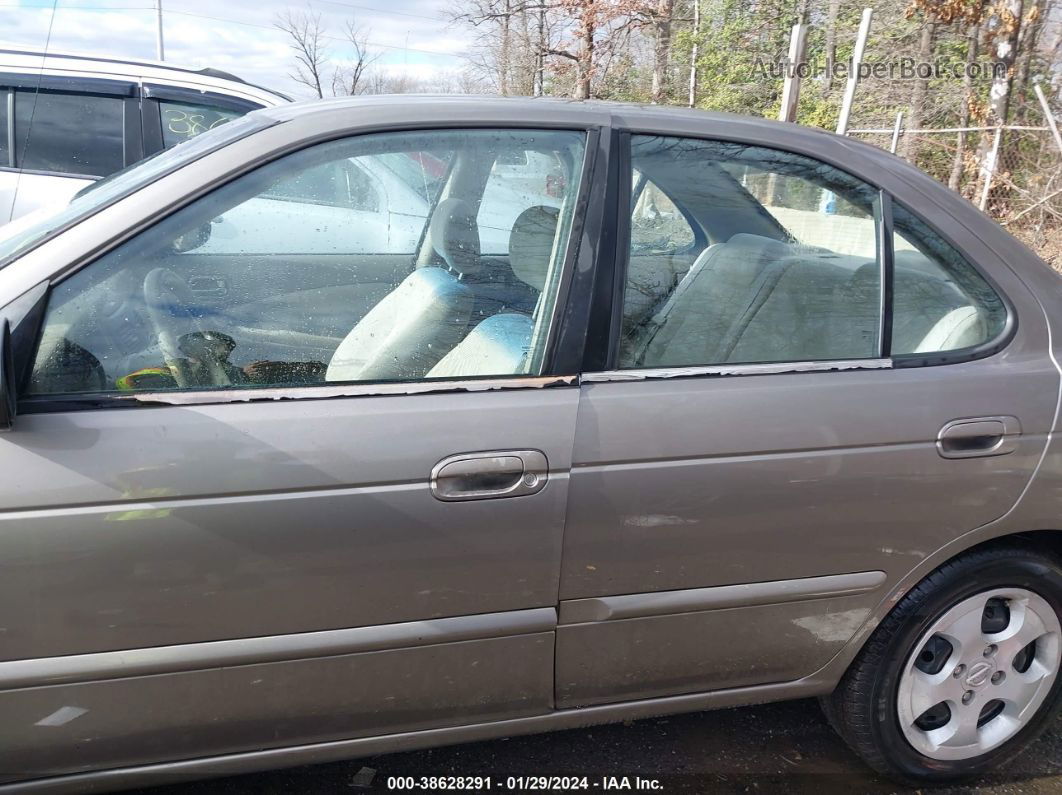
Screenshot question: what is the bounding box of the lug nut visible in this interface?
[953,664,967,678]
[992,671,1006,685]
[984,644,998,657]
[962,690,975,705]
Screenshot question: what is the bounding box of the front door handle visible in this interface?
[937,416,1020,459]
[430,450,548,501]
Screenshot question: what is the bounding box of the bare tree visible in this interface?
[649,0,674,103]
[950,3,986,190]
[456,0,547,95]
[900,11,938,160]
[822,0,841,93]
[332,19,381,96]
[549,0,644,99]
[275,8,330,98]
[976,0,1026,202]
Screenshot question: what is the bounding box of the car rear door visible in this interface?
[555,130,1058,707]
[0,123,595,783]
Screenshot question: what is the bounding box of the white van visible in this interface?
[0,47,289,224]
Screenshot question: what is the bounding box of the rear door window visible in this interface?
[619,134,883,368]
[159,100,242,148]
[13,90,124,177]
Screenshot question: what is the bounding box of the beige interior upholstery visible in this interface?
[634,234,791,366]
[914,306,987,353]
[509,205,559,291]
[629,233,988,367]
[428,313,534,378]
[326,198,480,382]
[426,206,559,378]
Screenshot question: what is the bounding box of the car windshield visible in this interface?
[0,113,276,270]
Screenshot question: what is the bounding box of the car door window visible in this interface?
[28,128,586,396]
[889,201,1007,355]
[619,134,883,368]
[260,160,380,212]
[630,171,695,254]
[200,151,428,258]
[159,100,242,148]
[478,149,567,254]
[13,89,124,177]
[625,171,699,338]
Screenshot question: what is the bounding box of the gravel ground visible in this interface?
[136,699,1062,795]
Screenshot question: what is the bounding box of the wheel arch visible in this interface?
[811,527,1062,690]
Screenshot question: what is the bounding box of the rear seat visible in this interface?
[628,233,985,367]
[632,234,793,366]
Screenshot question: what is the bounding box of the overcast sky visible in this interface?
[0,0,471,98]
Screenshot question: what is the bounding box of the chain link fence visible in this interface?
[848,124,1062,269]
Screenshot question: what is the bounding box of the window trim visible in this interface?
[16,374,580,415]
[887,195,1017,368]
[2,87,12,168]
[876,190,894,358]
[0,72,136,97]
[141,84,264,114]
[601,130,1017,378]
[16,124,600,413]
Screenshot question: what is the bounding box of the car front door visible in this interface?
[555,132,1058,707]
[0,125,591,782]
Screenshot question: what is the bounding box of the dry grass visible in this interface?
[1011,224,1062,273]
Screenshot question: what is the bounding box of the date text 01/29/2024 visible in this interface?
[386,776,665,790]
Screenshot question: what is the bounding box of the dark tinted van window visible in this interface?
[14,90,124,177]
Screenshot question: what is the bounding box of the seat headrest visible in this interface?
[510,205,559,291]
[430,198,481,276]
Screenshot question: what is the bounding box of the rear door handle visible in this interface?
[937,416,1021,459]
[430,450,548,501]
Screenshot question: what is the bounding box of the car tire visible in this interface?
[823,543,1062,785]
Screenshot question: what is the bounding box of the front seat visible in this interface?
[326,198,479,382]
[428,205,559,378]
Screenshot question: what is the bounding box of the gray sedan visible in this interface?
[0,97,1060,791]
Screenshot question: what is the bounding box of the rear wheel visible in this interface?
[824,545,1062,784]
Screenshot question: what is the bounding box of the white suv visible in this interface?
[0,47,289,224]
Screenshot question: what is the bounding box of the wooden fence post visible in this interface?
[836,8,872,136]
[778,23,809,123]
[890,111,903,153]
[1034,83,1062,156]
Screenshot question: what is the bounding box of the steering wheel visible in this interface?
[142,267,232,388]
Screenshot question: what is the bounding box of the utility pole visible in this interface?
[155,0,165,61]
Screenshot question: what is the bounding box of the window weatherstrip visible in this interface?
[606,131,632,370]
[533,128,598,377]
[18,375,579,414]
[581,359,893,383]
[878,190,894,358]
[547,125,614,376]
[5,89,13,168]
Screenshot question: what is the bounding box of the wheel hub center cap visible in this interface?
[964,659,995,689]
